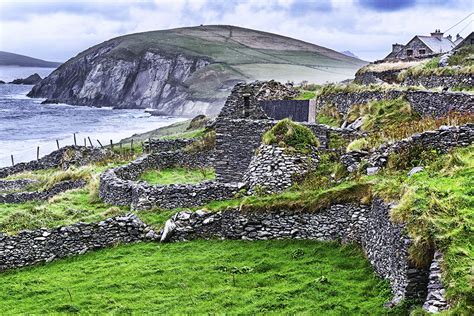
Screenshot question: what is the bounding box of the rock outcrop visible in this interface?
[10,73,42,85]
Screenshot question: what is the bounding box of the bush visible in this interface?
[262,119,319,152]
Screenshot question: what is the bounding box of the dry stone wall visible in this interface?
[99,149,240,210]
[143,138,196,153]
[0,214,157,272]
[341,124,474,173]
[0,146,109,179]
[243,145,318,194]
[0,180,86,203]
[160,198,429,304]
[0,179,38,192]
[315,90,473,119]
[422,251,449,313]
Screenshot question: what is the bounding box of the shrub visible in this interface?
[262,119,319,152]
[387,145,440,170]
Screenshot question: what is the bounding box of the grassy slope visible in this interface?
[0,240,397,314]
[79,25,366,90]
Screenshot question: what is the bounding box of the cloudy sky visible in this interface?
[0,0,472,62]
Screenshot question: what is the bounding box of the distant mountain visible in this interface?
[0,51,61,68]
[340,50,360,59]
[29,25,367,116]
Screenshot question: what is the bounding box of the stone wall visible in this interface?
[215,118,357,183]
[422,251,449,313]
[0,146,109,179]
[99,149,240,210]
[0,179,38,192]
[217,80,299,120]
[160,199,429,304]
[143,138,196,153]
[0,180,86,203]
[0,214,157,271]
[341,124,474,173]
[315,90,474,119]
[243,144,318,194]
[401,74,473,89]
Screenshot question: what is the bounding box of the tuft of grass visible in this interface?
[448,45,474,67]
[316,103,343,127]
[346,97,419,131]
[294,90,316,100]
[397,54,473,81]
[262,118,319,152]
[0,240,396,314]
[161,128,206,140]
[185,130,215,153]
[139,167,215,186]
[346,138,370,152]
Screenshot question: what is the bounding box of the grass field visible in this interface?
[139,167,215,185]
[0,240,399,314]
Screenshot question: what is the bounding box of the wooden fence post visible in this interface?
[37,146,40,160]
[97,139,104,148]
[73,133,77,146]
[88,137,93,147]
[56,139,59,149]
[11,155,14,166]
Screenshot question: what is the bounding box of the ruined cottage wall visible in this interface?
[315,90,474,119]
[164,198,429,303]
[214,118,357,183]
[0,214,156,272]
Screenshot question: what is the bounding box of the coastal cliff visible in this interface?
[28,25,366,116]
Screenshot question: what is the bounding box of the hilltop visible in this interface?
[0,51,61,68]
[28,25,366,116]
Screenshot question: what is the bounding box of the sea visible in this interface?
[0,66,187,167]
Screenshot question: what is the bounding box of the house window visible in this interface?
[407,49,413,56]
[419,49,426,55]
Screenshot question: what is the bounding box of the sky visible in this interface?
[0,0,472,62]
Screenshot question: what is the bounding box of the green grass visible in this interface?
[294,90,316,100]
[139,167,215,185]
[161,127,206,140]
[0,240,398,314]
[262,118,319,152]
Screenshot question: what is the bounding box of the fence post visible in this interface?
[56,139,60,149]
[88,137,93,147]
[110,139,114,150]
[97,139,104,148]
[130,139,134,153]
[11,155,14,166]
[73,133,77,146]
[37,146,40,160]
[84,138,87,147]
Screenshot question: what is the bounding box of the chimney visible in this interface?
[456,33,462,40]
[392,43,403,53]
[447,34,452,41]
[430,29,443,40]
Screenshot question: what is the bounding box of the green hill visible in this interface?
[0,51,61,68]
[28,25,367,116]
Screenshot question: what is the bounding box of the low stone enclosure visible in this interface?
[159,198,447,309]
[0,146,108,203]
[99,149,242,210]
[0,146,109,179]
[0,179,86,203]
[0,199,448,312]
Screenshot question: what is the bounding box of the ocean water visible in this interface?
[0,67,186,167]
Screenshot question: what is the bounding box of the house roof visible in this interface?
[454,32,473,50]
[416,35,455,54]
